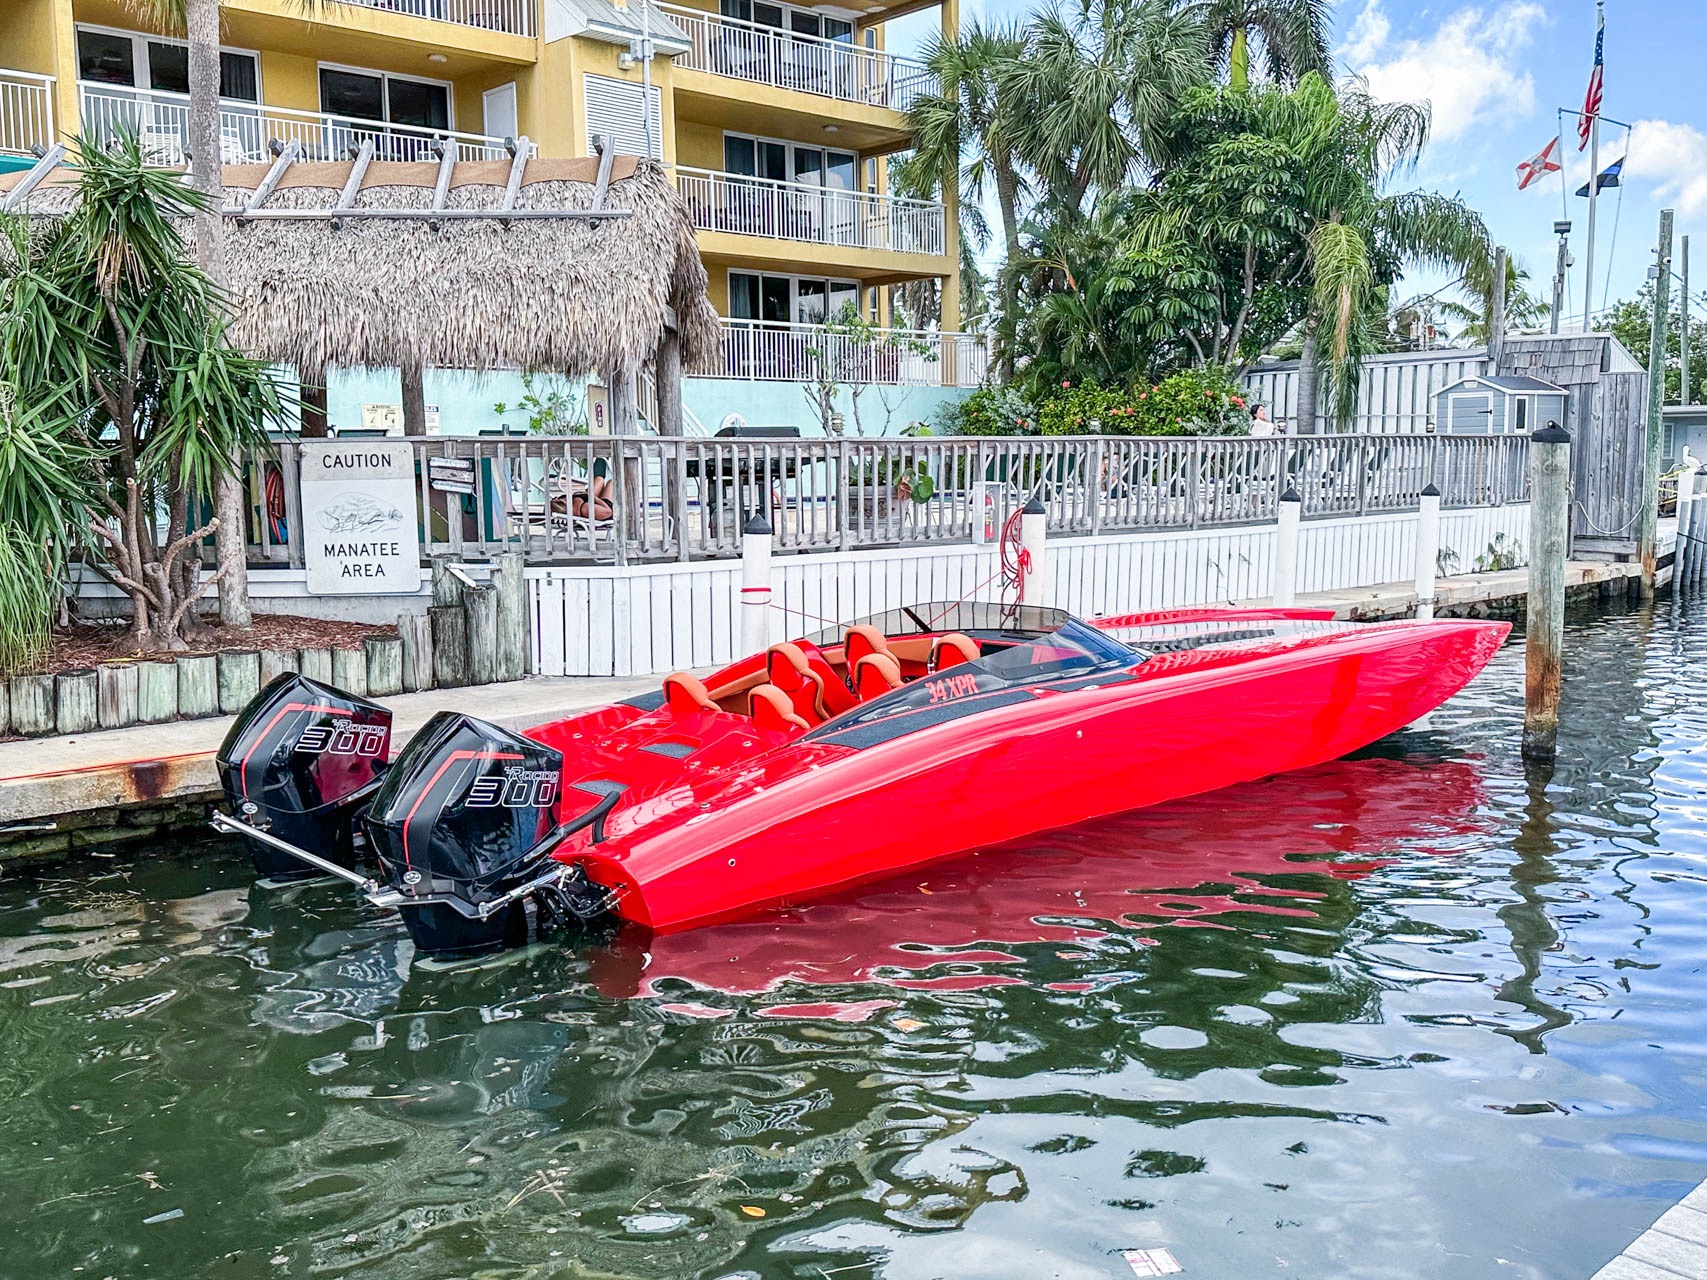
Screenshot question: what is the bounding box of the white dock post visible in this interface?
[1018,497,1048,605]
[1273,487,1302,608]
[740,512,773,657]
[1415,482,1441,620]
[1677,467,1696,587]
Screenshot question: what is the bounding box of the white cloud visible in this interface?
[1340,1,1549,144]
[1341,0,1391,66]
[1625,119,1707,217]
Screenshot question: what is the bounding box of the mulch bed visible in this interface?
[30,615,397,677]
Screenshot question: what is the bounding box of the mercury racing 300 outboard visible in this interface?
[215,673,392,879]
[360,712,616,956]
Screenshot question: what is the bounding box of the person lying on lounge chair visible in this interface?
[551,475,615,521]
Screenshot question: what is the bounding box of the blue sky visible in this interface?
[888,0,1707,333]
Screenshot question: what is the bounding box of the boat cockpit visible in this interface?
[653,603,1145,739]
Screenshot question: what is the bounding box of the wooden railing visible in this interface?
[237,433,1530,568]
[661,4,931,111]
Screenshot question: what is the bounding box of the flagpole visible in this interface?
[1582,0,1604,333]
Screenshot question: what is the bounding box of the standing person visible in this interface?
[1249,403,1275,436]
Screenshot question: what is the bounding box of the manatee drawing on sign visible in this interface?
[318,492,404,534]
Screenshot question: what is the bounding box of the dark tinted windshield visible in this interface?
[805,618,1143,742]
[807,602,1069,645]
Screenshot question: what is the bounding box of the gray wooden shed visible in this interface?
[1501,334,1649,557]
[1437,374,1569,435]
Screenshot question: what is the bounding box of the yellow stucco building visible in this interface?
[0,0,978,400]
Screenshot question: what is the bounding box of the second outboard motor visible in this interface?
[216,674,393,879]
[362,712,575,957]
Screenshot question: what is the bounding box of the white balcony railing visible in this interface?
[679,166,944,256]
[0,68,54,157]
[717,318,987,387]
[78,82,527,166]
[327,0,533,38]
[661,4,931,113]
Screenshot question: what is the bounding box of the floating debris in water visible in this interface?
[141,1209,182,1225]
[1121,1247,1183,1276]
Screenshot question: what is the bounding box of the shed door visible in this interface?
[1448,392,1493,434]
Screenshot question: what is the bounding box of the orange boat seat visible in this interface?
[765,642,831,724]
[843,624,892,672]
[662,671,718,718]
[930,633,980,672]
[853,652,904,701]
[750,683,810,735]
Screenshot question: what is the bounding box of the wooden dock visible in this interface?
[1251,557,1660,621]
[1590,1180,1707,1279]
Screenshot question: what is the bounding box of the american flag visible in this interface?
[1578,6,1604,150]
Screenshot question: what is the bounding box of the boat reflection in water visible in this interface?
[583,751,1492,1004]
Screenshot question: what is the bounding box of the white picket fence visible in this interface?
[527,503,1531,676]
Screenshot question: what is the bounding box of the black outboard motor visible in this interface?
[362,712,605,957]
[216,674,392,879]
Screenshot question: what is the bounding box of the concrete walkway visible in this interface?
[1590,1180,1707,1279]
[0,675,658,831]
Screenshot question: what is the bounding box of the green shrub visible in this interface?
[935,384,1039,436]
[1035,369,1250,436]
[0,524,52,677]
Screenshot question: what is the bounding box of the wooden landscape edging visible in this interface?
[4,574,531,739]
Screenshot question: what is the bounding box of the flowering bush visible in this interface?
[934,384,1039,436]
[1035,369,1249,437]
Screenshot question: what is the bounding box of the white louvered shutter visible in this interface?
[583,74,664,159]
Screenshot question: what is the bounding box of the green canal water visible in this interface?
[4,602,1707,1279]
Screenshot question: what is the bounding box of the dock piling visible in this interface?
[740,513,773,657]
[430,604,469,689]
[1641,209,1675,597]
[1524,422,1572,761]
[176,656,217,719]
[1019,497,1048,605]
[96,663,138,730]
[54,671,98,735]
[365,636,404,697]
[331,648,368,698]
[492,551,527,681]
[399,613,434,692]
[1677,467,1696,587]
[1273,488,1302,608]
[463,584,500,686]
[1415,483,1441,620]
[136,661,179,724]
[9,675,52,737]
[216,651,260,714]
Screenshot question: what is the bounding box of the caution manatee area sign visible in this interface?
[300,441,424,595]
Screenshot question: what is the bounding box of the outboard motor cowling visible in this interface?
[216,673,392,879]
[362,712,570,957]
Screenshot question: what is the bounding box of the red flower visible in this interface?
[1139,392,1147,400]
[1233,395,1245,408]
[1061,380,1071,389]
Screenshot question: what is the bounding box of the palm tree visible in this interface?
[1435,253,1550,343]
[1187,0,1333,88]
[908,21,1031,374]
[1005,0,1208,213]
[1284,76,1489,430]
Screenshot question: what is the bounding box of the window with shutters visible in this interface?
[583,74,665,159]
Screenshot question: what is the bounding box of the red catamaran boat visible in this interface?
[213,603,1508,956]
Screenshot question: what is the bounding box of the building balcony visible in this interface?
[679,166,944,259]
[0,68,54,158]
[77,82,527,165]
[296,0,535,38]
[715,318,987,387]
[661,4,931,114]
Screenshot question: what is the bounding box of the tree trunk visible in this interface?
[1295,323,1320,436]
[402,358,428,437]
[994,160,1023,382]
[300,371,329,438]
[1229,27,1250,90]
[184,0,252,628]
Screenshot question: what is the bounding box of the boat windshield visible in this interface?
[973,617,1141,683]
[806,602,1069,646]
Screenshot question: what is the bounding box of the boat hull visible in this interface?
[572,618,1507,932]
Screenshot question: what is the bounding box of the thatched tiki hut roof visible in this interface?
[1,150,719,417]
[217,155,720,380]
